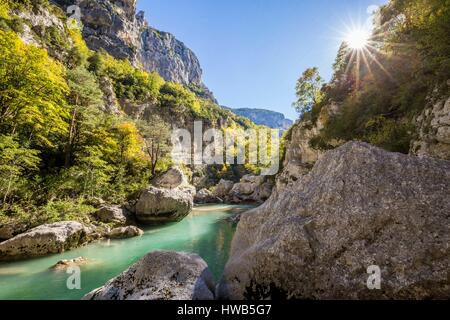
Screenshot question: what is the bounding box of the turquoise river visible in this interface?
[0,204,254,300]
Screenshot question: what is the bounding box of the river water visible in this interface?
[0,204,254,300]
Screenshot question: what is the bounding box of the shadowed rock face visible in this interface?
[83,251,215,300]
[218,142,450,300]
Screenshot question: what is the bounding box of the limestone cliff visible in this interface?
[225,107,293,131]
[411,96,450,161]
[54,0,211,91]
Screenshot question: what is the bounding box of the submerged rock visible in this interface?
[218,142,450,300]
[135,187,193,224]
[0,221,90,261]
[51,257,90,271]
[108,226,144,239]
[83,251,215,300]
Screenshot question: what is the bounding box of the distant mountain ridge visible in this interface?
[224,107,293,130]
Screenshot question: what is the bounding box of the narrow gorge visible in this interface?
[0,0,449,302]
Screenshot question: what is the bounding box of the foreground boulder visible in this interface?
[135,187,193,224]
[218,142,450,299]
[108,226,144,239]
[0,221,90,261]
[83,251,215,300]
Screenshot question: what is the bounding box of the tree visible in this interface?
[69,146,112,199]
[0,30,69,149]
[0,135,40,204]
[65,66,103,166]
[137,116,172,176]
[293,67,325,115]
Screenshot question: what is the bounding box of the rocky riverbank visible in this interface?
[0,167,196,261]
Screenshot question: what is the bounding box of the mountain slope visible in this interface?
[224,107,293,130]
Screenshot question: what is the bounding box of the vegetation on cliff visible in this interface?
[294,0,450,154]
[0,0,256,227]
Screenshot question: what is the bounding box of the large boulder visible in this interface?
[213,179,234,199]
[92,205,134,227]
[229,175,274,203]
[0,221,90,261]
[153,167,189,189]
[194,189,222,204]
[83,251,215,300]
[135,187,193,224]
[218,142,450,300]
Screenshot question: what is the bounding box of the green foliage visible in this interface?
[0,30,69,149]
[0,135,40,204]
[89,51,164,103]
[159,81,201,115]
[137,115,172,176]
[293,67,325,115]
[0,0,259,228]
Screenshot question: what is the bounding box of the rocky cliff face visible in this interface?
[218,142,450,299]
[54,0,207,88]
[411,96,450,161]
[141,27,202,85]
[225,107,293,131]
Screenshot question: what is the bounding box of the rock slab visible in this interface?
[83,251,215,300]
[0,221,90,261]
[218,142,450,299]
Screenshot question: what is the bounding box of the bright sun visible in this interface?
[345,28,370,50]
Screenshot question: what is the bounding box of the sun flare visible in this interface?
[345,28,370,50]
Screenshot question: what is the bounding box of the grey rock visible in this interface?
[218,142,450,300]
[108,226,144,239]
[92,205,133,227]
[0,222,28,241]
[412,97,450,161]
[135,187,193,224]
[153,167,189,189]
[194,189,222,204]
[83,251,215,300]
[214,179,235,199]
[0,222,90,261]
[141,27,202,85]
[229,175,274,204]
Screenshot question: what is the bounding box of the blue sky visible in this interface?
[137,0,387,120]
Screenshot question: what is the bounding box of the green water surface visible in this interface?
[0,204,253,300]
